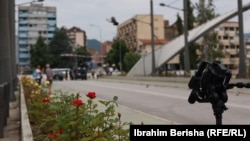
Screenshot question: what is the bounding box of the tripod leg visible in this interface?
[212,100,227,125]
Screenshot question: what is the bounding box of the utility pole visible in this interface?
[238,0,247,78]
[183,0,190,74]
[150,0,156,75]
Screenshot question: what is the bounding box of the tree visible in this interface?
[75,47,91,68]
[194,0,223,62]
[123,52,140,73]
[30,36,51,68]
[104,39,129,71]
[49,27,73,68]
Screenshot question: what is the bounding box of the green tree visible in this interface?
[75,46,91,67]
[194,0,223,61]
[30,36,50,68]
[123,52,140,73]
[49,27,73,68]
[104,39,129,71]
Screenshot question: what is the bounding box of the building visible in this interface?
[213,21,240,76]
[116,14,165,53]
[17,3,56,68]
[102,41,113,56]
[163,20,248,76]
[244,33,250,75]
[66,26,87,50]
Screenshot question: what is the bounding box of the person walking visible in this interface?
[34,65,42,85]
[45,64,53,94]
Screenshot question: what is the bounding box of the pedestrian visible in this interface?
[33,65,42,85]
[91,69,95,79]
[45,64,53,94]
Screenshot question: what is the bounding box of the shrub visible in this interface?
[20,76,131,141]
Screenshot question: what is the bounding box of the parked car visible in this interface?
[52,70,64,81]
[52,68,70,81]
[75,67,87,80]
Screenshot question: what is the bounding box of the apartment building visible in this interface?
[18,3,56,68]
[245,33,250,66]
[116,14,165,54]
[66,26,87,50]
[213,21,240,76]
[163,20,248,77]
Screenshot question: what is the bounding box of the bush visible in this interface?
[20,76,131,141]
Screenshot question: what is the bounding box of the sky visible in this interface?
[16,0,250,42]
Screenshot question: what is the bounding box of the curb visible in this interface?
[20,83,33,141]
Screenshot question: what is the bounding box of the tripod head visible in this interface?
[188,61,231,104]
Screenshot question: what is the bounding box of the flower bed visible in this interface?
[20,76,131,141]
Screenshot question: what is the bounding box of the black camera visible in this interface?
[188,61,231,104]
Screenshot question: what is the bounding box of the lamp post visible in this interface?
[90,24,103,64]
[237,0,246,78]
[119,39,122,73]
[160,0,190,73]
[150,0,156,75]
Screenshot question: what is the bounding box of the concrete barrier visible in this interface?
[20,82,33,141]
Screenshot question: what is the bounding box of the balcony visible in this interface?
[47,20,56,25]
[19,48,29,52]
[47,33,54,38]
[19,40,28,45]
[18,20,28,24]
[19,27,29,31]
[18,33,28,38]
[19,53,30,58]
[47,27,56,31]
[18,13,29,17]
[47,13,56,18]
[18,61,30,66]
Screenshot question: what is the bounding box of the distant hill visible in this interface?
[87,39,101,53]
[244,33,250,38]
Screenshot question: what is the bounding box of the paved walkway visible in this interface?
[0,91,21,141]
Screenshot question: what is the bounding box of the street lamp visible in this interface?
[90,24,103,64]
[160,1,190,73]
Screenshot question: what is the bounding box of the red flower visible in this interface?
[72,99,84,106]
[48,133,57,139]
[43,97,50,103]
[86,91,96,99]
[56,129,63,135]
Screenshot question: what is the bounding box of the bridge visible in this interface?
[127,2,250,77]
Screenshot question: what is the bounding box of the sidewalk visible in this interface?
[0,90,21,141]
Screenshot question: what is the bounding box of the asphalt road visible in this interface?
[52,79,250,125]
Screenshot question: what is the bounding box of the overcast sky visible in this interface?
[16,0,250,42]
